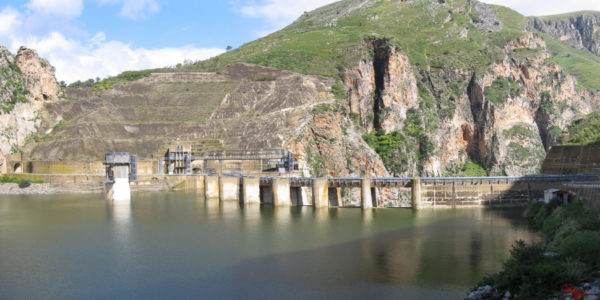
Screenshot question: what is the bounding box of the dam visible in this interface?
[174,174,598,208]
[4,145,600,208]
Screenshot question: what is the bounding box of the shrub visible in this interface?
[462,160,488,176]
[363,109,433,175]
[556,230,600,269]
[0,175,20,183]
[253,75,277,81]
[479,240,570,299]
[476,201,600,298]
[484,76,523,105]
[18,179,31,189]
[331,83,346,99]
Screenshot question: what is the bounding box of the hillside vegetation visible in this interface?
[192,0,528,78]
[563,110,600,145]
[21,0,600,178]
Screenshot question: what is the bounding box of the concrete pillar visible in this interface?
[411,178,421,210]
[452,181,457,208]
[219,176,240,201]
[272,177,291,206]
[242,177,260,204]
[195,175,205,193]
[312,178,329,208]
[361,178,373,208]
[204,175,219,200]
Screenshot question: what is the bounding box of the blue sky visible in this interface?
[1,0,599,83]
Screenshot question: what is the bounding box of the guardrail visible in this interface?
[257,174,599,187]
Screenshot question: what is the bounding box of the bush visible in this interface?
[363,109,433,175]
[0,175,20,183]
[462,160,488,176]
[18,179,31,189]
[253,75,277,81]
[556,230,600,269]
[479,240,572,299]
[475,201,600,298]
[331,83,346,99]
[484,76,523,105]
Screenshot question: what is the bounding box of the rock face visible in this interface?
[31,63,389,182]
[0,47,59,173]
[346,43,418,133]
[15,48,59,102]
[344,32,598,176]
[7,0,600,188]
[530,13,600,57]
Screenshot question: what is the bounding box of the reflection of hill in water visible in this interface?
[0,193,537,299]
[202,207,538,299]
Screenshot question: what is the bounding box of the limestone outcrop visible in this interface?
[343,33,598,177]
[530,13,600,57]
[0,47,59,173]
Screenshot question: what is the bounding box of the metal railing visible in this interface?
[256,174,599,187]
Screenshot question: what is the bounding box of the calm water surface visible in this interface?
[0,192,537,299]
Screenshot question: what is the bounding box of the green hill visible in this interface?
[192,0,527,78]
[32,0,600,177]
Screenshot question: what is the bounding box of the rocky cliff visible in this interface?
[0,47,59,173]
[342,32,598,176]
[29,63,389,180]
[530,12,600,57]
[8,0,600,184]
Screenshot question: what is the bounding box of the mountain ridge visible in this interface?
[2,0,600,186]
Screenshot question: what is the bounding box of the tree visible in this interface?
[226,45,233,51]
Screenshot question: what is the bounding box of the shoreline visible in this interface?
[0,182,103,195]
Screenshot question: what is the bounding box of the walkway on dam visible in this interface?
[206,174,599,209]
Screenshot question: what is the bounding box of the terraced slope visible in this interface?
[30,63,335,161]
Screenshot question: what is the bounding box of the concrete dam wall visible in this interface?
[541,145,600,175]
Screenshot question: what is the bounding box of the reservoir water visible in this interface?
[0,192,537,299]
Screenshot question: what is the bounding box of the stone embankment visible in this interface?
[0,182,102,195]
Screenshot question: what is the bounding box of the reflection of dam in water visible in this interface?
[0,192,538,298]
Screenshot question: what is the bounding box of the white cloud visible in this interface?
[98,0,159,20]
[26,0,83,19]
[240,0,337,27]
[0,7,21,37]
[1,0,222,84]
[119,0,159,20]
[481,0,600,16]
[0,2,223,83]
[16,31,224,83]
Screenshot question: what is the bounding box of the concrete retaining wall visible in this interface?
[7,173,594,210]
[563,183,600,211]
[7,160,157,175]
[418,181,565,208]
[542,145,600,175]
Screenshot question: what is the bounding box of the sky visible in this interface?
[1,0,599,83]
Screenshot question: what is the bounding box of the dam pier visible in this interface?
[5,146,600,208]
[166,174,597,209]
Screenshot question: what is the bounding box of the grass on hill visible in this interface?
[190,0,528,79]
[68,68,170,89]
[537,10,600,20]
[543,34,600,92]
[563,110,600,145]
